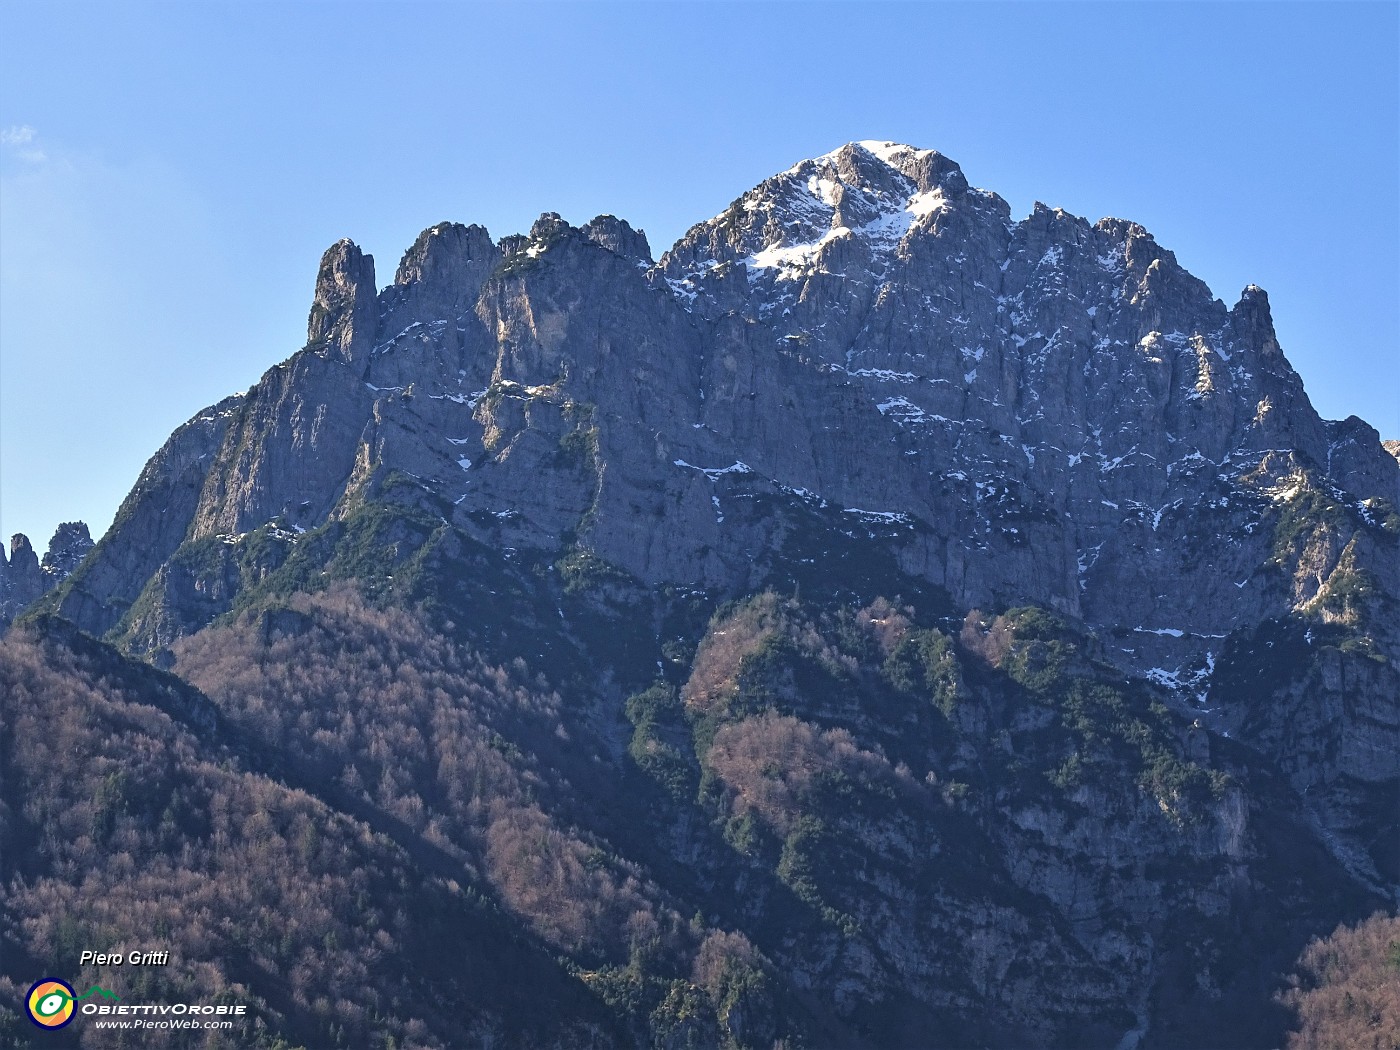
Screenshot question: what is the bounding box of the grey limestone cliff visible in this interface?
[44,140,1399,884]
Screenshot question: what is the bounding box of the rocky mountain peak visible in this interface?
[391,222,495,288]
[307,238,377,367]
[7,533,37,572]
[529,210,573,243]
[0,534,43,625]
[661,141,984,292]
[41,521,94,580]
[378,222,500,347]
[580,214,653,267]
[1231,282,1282,357]
[39,141,1399,810]
[845,139,970,195]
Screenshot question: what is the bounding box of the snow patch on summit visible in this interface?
[742,153,949,281]
[855,140,937,166]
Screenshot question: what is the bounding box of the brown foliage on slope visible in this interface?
[707,712,913,837]
[684,592,788,712]
[0,620,610,1049]
[172,586,683,963]
[1279,911,1400,1050]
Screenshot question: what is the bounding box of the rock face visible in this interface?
[40,521,93,580]
[581,213,653,266]
[34,141,1399,1044]
[306,238,378,367]
[0,534,44,623]
[51,138,1400,766]
[57,144,1397,650]
[0,523,94,626]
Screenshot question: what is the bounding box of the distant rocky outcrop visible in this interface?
[41,521,94,580]
[1,534,44,623]
[581,214,653,267]
[1,522,93,626]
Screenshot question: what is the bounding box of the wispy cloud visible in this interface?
[2,125,47,163]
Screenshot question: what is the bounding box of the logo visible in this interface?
[25,980,121,1029]
[26,979,76,1029]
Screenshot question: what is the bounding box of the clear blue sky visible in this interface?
[2,1,1396,550]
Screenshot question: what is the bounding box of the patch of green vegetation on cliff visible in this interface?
[557,547,634,597]
[1337,635,1388,663]
[1270,483,1349,566]
[494,223,572,278]
[882,628,961,717]
[625,683,698,801]
[983,607,1229,823]
[757,494,955,622]
[1317,565,1381,618]
[775,815,827,908]
[552,546,662,689]
[555,424,601,470]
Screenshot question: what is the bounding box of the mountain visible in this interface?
[5,142,1397,1049]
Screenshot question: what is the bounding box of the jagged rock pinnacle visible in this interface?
[307,239,377,368]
